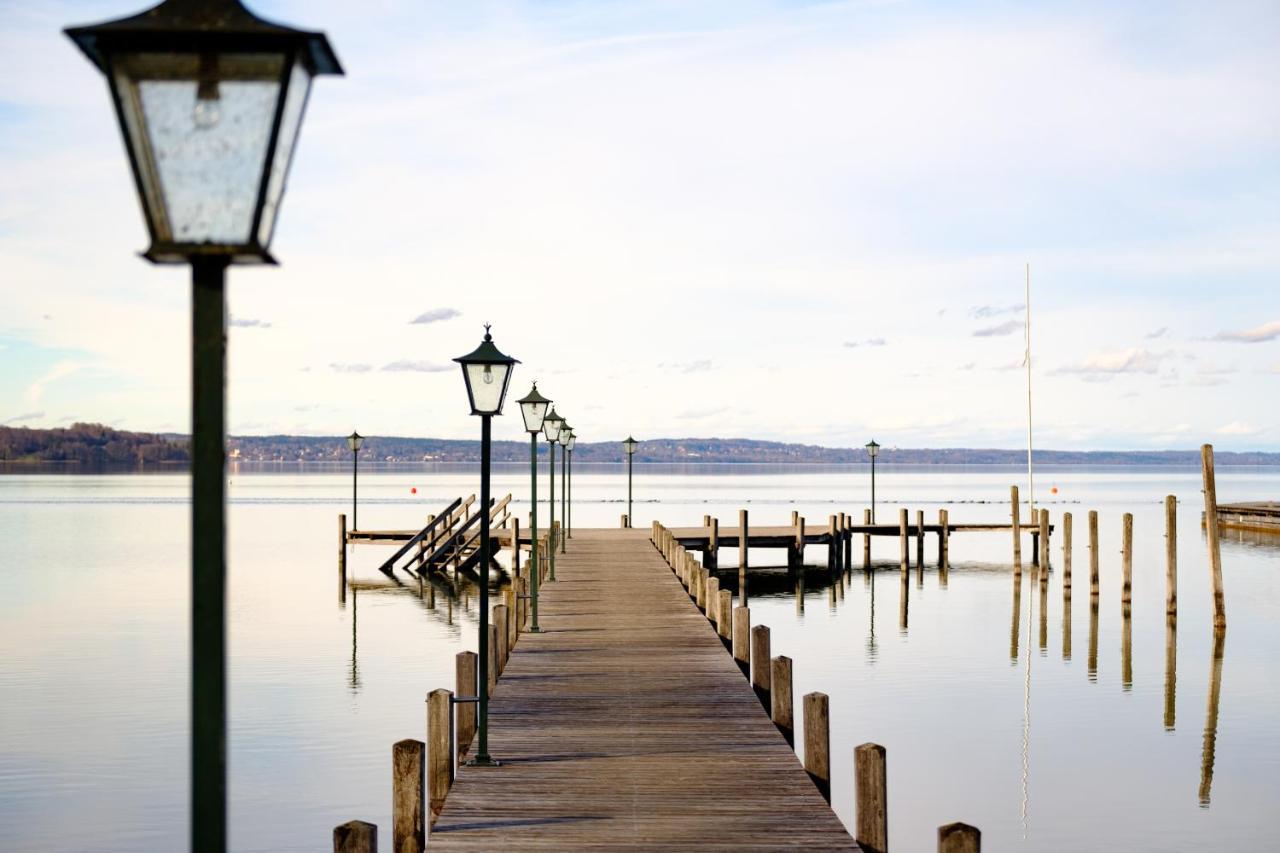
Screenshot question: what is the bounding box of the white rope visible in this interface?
[1024,263,1035,524]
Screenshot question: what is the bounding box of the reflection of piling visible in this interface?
[1201,445,1226,631]
[1199,631,1226,806]
[1038,569,1048,652]
[899,571,910,632]
[1062,595,1072,661]
[1164,617,1177,731]
[1088,600,1099,682]
[1010,574,1022,662]
[1121,605,1133,691]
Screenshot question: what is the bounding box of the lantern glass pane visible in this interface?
[543,417,562,442]
[464,362,511,414]
[111,52,285,247]
[520,400,549,433]
[566,435,576,450]
[256,58,312,248]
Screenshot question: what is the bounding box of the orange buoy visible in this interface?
[410,487,417,495]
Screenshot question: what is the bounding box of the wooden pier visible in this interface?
[426,528,858,850]
[1208,501,1280,535]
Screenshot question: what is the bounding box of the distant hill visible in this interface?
[3,424,1278,467]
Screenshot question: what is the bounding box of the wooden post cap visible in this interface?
[938,821,981,853]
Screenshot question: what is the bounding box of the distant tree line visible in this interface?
[0,423,187,465]
[2,424,1276,466]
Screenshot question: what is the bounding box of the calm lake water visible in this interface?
[1,464,1278,852]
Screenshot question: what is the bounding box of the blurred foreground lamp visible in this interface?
[453,325,519,766]
[65,3,341,851]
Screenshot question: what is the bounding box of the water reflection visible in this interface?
[1020,560,1035,838]
[866,570,878,664]
[1164,617,1177,731]
[1010,573,1022,663]
[1038,568,1048,653]
[899,571,909,633]
[1122,606,1133,691]
[1062,594,1072,661]
[1200,631,1227,807]
[1088,601,1099,682]
[349,586,361,692]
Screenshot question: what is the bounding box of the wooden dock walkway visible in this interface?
[428,528,858,850]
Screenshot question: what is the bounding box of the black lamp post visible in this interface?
[542,408,563,580]
[866,439,881,523]
[65,3,341,849]
[566,430,576,539]
[623,436,638,528]
[559,422,572,554]
[515,383,551,632]
[347,431,363,530]
[453,325,518,766]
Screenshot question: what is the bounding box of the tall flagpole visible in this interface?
[1025,263,1035,524]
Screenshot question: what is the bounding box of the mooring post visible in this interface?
[771,655,794,746]
[739,508,749,604]
[707,516,719,570]
[493,604,509,674]
[828,515,839,572]
[504,586,518,645]
[1201,444,1226,631]
[1039,509,1050,571]
[426,690,453,830]
[751,625,771,709]
[939,508,950,568]
[791,510,799,527]
[732,607,750,674]
[916,509,925,568]
[1089,510,1100,598]
[333,821,377,853]
[1122,512,1133,606]
[717,589,732,639]
[864,508,872,568]
[486,624,498,697]
[1165,495,1178,617]
[393,739,426,853]
[1063,512,1073,592]
[899,509,909,573]
[706,576,721,624]
[938,822,981,853]
[803,692,831,803]
[1011,485,1022,574]
[854,742,888,853]
[455,652,476,763]
[338,513,348,602]
[793,516,806,570]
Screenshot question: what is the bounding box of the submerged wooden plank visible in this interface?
[429,528,857,850]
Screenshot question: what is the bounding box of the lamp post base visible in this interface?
[464,755,502,767]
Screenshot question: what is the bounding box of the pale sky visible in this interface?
[2,0,1278,450]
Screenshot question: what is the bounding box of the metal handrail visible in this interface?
[419,494,512,573]
[375,497,463,576]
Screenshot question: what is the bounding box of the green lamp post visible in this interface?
[542,407,564,580]
[866,439,881,524]
[64,2,341,849]
[347,431,363,531]
[558,422,572,554]
[453,324,518,767]
[515,383,551,631]
[623,436,638,528]
[565,429,576,540]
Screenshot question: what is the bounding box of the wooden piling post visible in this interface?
[706,576,720,620]
[1165,495,1177,617]
[333,821,377,853]
[1062,512,1073,592]
[708,517,719,570]
[771,655,794,746]
[794,516,806,570]
[864,509,872,568]
[1201,444,1226,631]
[1089,510,1099,598]
[1011,485,1022,573]
[938,822,981,853]
[504,586,518,644]
[426,689,453,830]
[455,652,476,763]
[751,625,771,709]
[732,606,750,672]
[803,692,831,803]
[338,513,348,603]
[393,739,426,853]
[828,515,839,572]
[916,509,925,568]
[854,742,888,853]
[939,508,950,569]
[493,604,509,673]
[739,508,749,605]
[791,510,799,527]
[899,509,909,573]
[1122,512,1133,606]
[486,624,498,697]
[1039,509,1050,571]
[718,590,733,641]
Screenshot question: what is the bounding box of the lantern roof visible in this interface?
[516,382,551,407]
[66,0,343,76]
[453,324,519,368]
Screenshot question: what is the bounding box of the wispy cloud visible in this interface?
[676,406,730,419]
[660,360,713,373]
[4,411,45,425]
[971,304,1024,319]
[25,360,88,407]
[410,308,462,325]
[973,319,1022,337]
[229,317,272,329]
[1213,320,1280,343]
[1216,421,1259,436]
[382,360,453,373]
[331,363,374,373]
[1056,348,1169,379]
[1146,326,1169,339]
[842,338,887,348]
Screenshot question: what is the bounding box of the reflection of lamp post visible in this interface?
[515,383,551,632]
[542,408,564,581]
[64,3,342,848]
[559,422,572,553]
[453,325,518,767]
[623,436,638,528]
[866,439,881,523]
[347,431,364,530]
[566,430,576,540]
